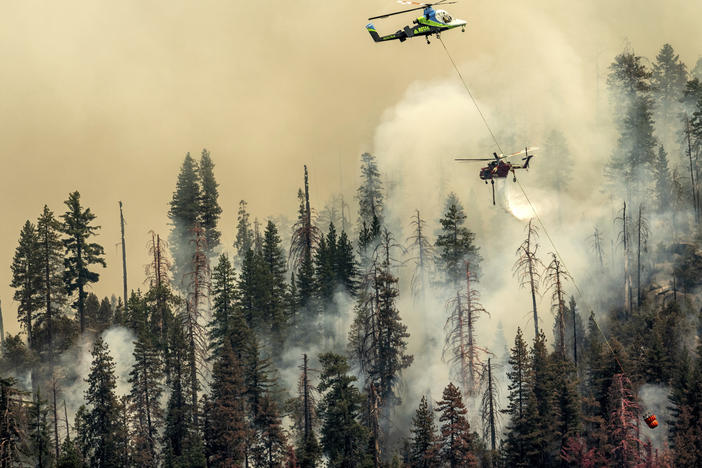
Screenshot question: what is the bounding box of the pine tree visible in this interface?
[255,394,287,468]
[530,332,554,466]
[84,293,100,331]
[168,153,201,288]
[335,230,358,296]
[502,328,540,467]
[538,130,573,194]
[295,354,321,468]
[357,152,384,252]
[652,145,672,212]
[651,44,688,147]
[204,339,248,467]
[197,149,222,255]
[435,193,481,287]
[607,51,652,123]
[317,352,367,468]
[10,220,42,348]
[314,223,338,303]
[128,327,164,466]
[57,436,85,468]
[28,389,53,468]
[435,382,477,468]
[35,206,68,460]
[208,254,238,361]
[261,220,289,347]
[606,95,658,201]
[36,205,67,354]
[234,200,254,268]
[409,395,438,468]
[162,321,205,467]
[290,167,321,314]
[605,374,642,467]
[0,377,26,468]
[61,191,106,334]
[83,337,121,467]
[373,230,413,406]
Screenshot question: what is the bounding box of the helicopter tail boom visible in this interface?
[366,23,407,42]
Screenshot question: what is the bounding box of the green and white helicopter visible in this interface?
[366,0,467,44]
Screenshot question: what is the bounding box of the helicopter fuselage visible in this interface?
[366,7,466,43]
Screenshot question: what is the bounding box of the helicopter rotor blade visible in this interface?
[369,0,458,20]
[455,158,494,161]
[505,146,540,158]
[369,5,427,20]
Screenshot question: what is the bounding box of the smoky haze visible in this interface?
[1,0,701,349]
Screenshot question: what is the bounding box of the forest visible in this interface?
[2,43,702,468]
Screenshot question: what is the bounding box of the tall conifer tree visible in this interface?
[61,192,106,334]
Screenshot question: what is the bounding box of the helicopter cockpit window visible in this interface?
[441,12,452,23]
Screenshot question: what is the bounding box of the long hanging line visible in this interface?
[439,36,625,374]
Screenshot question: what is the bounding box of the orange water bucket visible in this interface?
[644,414,658,429]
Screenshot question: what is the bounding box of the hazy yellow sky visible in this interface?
[1,0,701,335]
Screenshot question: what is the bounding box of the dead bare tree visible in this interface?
[406,210,434,300]
[181,224,211,427]
[146,232,173,347]
[543,253,572,357]
[636,205,649,311]
[444,262,490,397]
[480,358,501,457]
[616,201,633,317]
[513,219,544,339]
[288,165,322,272]
[589,226,606,271]
[685,117,699,223]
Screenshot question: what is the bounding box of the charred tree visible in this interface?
[444,262,489,397]
[616,201,633,317]
[406,210,434,300]
[295,353,320,468]
[480,358,500,454]
[513,219,544,339]
[589,226,605,271]
[182,225,210,429]
[119,201,128,317]
[635,205,649,311]
[543,254,572,357]
[685,118,699,223]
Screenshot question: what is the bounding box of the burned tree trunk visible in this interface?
[544,254,571,358]
[183,225,211,428]
[119,201,128,316]
[513,220,544,339]
[444,262,489,397]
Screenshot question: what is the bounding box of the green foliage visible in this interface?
[502,328,540,467]
[27,389,53,467]
[409,395,438,468]
[168,153,201,287]
[128,327,164,466]
[356,152,384,242]
[61,191,106,334]
[435,193,481,287]
[435,382,477,467]
[197,149,222,253]
[82,337,121,467]
[234,200,254,267]
[204,339,248,467]
[317,352,368,467]
[10,220,42,347]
